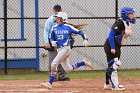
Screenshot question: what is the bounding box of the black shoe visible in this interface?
[53,77,58,82]
[58,77,70,81]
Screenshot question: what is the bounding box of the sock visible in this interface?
[105,59,115,85]
[49,74,55,85]
[72,61,85,69]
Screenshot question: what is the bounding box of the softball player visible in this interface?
[41,12,93,89]
[104,7,136,91]
[44,4,70,81]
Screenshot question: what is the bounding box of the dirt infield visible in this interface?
[0,79,139,93]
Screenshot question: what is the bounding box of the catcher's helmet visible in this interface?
[120,7,136,24]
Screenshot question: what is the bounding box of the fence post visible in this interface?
[115,0,118,21]
[4,0,8,75]
[35,0,40,71]
[20,0,25,39]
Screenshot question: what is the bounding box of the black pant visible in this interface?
[104,39,121,84]
[104,40,121,62]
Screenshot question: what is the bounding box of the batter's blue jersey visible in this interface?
[50,24,84,48]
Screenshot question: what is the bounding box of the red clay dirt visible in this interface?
[0,78,139,93]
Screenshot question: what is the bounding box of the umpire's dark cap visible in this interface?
[53,4,61,10]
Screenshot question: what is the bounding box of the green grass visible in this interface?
[0,70,139,80]
[0,73,48,80]
[68,70,140,79]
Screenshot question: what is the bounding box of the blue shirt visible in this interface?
[43,14,55,44]
[50,24,84,48]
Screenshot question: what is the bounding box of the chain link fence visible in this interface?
[0,0,140,74]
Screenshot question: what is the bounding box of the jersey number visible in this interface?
[57,35,64,40]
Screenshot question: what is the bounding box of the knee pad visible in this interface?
[113,60,121,71]
[111,70,119,88]
[106,57,121,76]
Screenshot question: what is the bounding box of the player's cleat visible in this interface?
[112,85,125,91]
[41,82,52,89]
[112,87,125,91]
[104,84,112,90]
[58,76,70,81]
[83,58,93,69]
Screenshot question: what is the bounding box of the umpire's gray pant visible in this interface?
[48,48,66,78]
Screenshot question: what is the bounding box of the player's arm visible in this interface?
[69,25,89,47]
[109,20,124,54]
[50,28,57,47]
[68,25,86,38]
[108,29,116,54]
[121,22,132,45]
[108,28,116,49]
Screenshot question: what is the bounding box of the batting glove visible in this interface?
[51,41,57,47]
[83,39,89,47]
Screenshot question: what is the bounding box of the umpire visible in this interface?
[44,4,70,81]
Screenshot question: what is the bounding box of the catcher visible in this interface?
[104,7,136,91]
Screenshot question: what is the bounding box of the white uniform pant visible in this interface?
[51,46,73,72]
